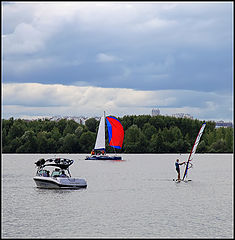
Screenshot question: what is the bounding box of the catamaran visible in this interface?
[175,122,206,182]
[85,112,124,160]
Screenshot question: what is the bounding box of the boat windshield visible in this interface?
[51,169,68,177]
[51,168,61,177]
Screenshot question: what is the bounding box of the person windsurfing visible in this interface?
[175,159,185,181]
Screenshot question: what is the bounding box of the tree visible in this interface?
[51,127,61,142]
[8,121,26,139]
[16,130,37,153]
[2,128,8,147]
[1,114,233,154]
[61,133,79,153]
[123,125,147,153]
[63,120,78,135]
[2,118,14,134]
[79,131,96,153]
[41,119,55,132]
[216,127,225,141]
[56,119,67,135]
[209,139,227,153]
[168,126,184,153]
[149,116,165,130]
[75,125,85,138]
[142,123,157,140]
[36,131,50,153]
[133,115,151,129]
[197,140,207,153]
[121,115,134,131]
[149,131,164,153]
[85,118,98,132]
[205,131,216,147]
[225,127,233,152]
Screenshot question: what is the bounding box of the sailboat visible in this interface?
[181,122,206,181]
[85,112,124,160]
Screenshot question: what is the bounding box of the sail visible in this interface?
[94,115,106,150]
[182,122,206,180]
[106,116,124,149]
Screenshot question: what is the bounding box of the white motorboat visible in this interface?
[33,158,87,189]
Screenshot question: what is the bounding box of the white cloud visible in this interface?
[96,53,122,63]
[132,17,177,33]
[3,22,45,54]
[2,83,233,121]
[2,2,80,55]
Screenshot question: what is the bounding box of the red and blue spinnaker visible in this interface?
[106,116,124,149]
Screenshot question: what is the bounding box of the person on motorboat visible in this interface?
[45,170,50,177]
[52,168,61,177]
[39,170,50,177]
[175,159,185,181]
[60,170,67,177]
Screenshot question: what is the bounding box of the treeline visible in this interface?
[2,115,234,153]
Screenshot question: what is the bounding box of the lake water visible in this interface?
[2,153,234,238]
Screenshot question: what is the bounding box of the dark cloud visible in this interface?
[2,2,233,121]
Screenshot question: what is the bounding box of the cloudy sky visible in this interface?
[2,1,233,122]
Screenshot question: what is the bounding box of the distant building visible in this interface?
[152,108,160,116]
[36,115,102,125]
[43,115,90,125]
[172,113,193,119]
[215,121,233,128]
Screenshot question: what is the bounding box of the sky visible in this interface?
[2,1,234,122]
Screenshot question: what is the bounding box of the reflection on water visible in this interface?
[2,153,233,238]
[34,188,85,194]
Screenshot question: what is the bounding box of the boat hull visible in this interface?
[33,176,87,189]
[85,155,122,160]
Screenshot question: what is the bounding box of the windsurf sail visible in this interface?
[106,116,124,149]
[182,122,206,180]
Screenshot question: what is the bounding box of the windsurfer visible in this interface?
[175,159,185,180]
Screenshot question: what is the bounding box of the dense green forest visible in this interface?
[2,115,234,153]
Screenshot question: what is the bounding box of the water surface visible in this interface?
[2,154,234,238]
